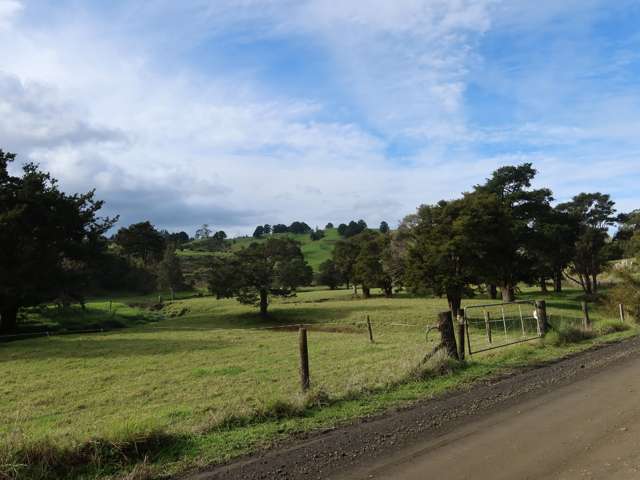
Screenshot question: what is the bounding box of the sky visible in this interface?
[1,0,640,236]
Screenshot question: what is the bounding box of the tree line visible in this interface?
[2,147,638,331]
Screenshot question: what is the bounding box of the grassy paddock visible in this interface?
[0,288,635,479]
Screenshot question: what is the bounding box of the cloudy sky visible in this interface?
[1,1,640,235]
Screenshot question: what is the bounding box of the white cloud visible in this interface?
[0,0,20,30]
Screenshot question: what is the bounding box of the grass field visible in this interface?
[1,287,635,479]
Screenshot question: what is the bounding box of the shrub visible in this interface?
[409,348,462,380]
[607,267,640,323]
[596,321,631,336]
[546,325,596,346]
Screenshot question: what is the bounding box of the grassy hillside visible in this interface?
[180,228,342,272]
[1,287,635,479]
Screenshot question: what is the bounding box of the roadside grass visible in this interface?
[1,287,636,479]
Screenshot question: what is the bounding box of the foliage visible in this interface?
[338,219,367,238]
[379,221,390,234]
[309,228,325,241]
[352,230,393,297]
[316,259,343,289]
[0,150,115,333]
[114,221,166,265]
[325,222,334,229]
[157,246,185,297]
[194,224,212,240]
[288,221,312,234]
[404,192,509,315]
[607,267,640,321]
[558,192,616,294]
[474,163,553,301]
[208,238,313,315]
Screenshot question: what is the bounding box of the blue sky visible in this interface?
[1,0,640,235]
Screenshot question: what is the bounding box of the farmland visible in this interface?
[1,287,635,479]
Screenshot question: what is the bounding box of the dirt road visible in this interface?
[193,337,640,480]
[336,348,640,480]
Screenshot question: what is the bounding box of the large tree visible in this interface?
[332,237,360,292]
[474,163,552,301]
[557,192,616,294]
[208,238,313,316]
[317,259,343,290]
[0,150,115,333]
[404,192,508,317]
[114,221,165,265]
[353,230,393,298]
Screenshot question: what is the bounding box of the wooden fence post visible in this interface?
[366,315,374,343]
[535,300,548,336]
[484,311,492,344]
[298,327,310,391]
[581,301,591,331]
[457,310,465,361]
[438,311,459,360]
[619,303,626,323]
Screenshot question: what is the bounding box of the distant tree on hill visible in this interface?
[157,245,185,300]
[213,230,227,241]
[0,150,116,333]
[340,219,367,238]
[309,228,325,241]
[325,222,334,229]
[337,223,348,236]
[208,238,313,316]
[253,225,265,238]
[379,221,390,233]
[317,259,343,289]
[195,224,212,240]
[289,221,312,234]
[263,224,272,235]
[114,221,166,265]
[272,224,288,234]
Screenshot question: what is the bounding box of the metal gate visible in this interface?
[464,300,542,355]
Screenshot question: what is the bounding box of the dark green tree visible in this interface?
[474,163,553,301]
[157,245,185,300]
[272,224,288,234]
[557,192,616,294]
[114,221,166,265]
[317,259,343,290]
[404,192,509,316]
[0,150,115,332]
[208,238,312,316]
[195,224,212,240]
[253,225,265,238]
[325,222,334,229]
[333,237,360,292]
[353,230,393,297]
[263,224,272,235]
[337,223,348,236]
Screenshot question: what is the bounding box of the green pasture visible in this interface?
[0,287,635,479]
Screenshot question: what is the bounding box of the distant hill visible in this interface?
[178,228,341,273]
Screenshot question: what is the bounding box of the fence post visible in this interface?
[366,315,374,343]
[619,304,626,323]
[581,301,591,331]
[298,327,310,391]
[535,300,548,336]
[484,311,492,344]
[457,309,465,361]
[438,311,459,360]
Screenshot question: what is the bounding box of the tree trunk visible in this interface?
[447,294,462,319]
[592,273,598,293]
[362,286,371,298]
[501,285,514,303]
[0,304,18,334]
[554,270,563,293]
[539,277,548,293]
[259,289,269,317]
[437,311,459,360]
[353,284,358,295]
[583,274,593,295]
[489,284,498,300]
[383,285,393,298]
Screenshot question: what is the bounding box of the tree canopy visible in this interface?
[208,237,313,316]
[0,150,115,332]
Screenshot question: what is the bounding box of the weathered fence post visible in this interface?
[619,303,626,323]
[535,300,548,336]
[581,301,591,331]
[456,309,466,361]
[366,315,374,343]
[438,311,459,360]
[298,327,310,391]
[484,311,492,344]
